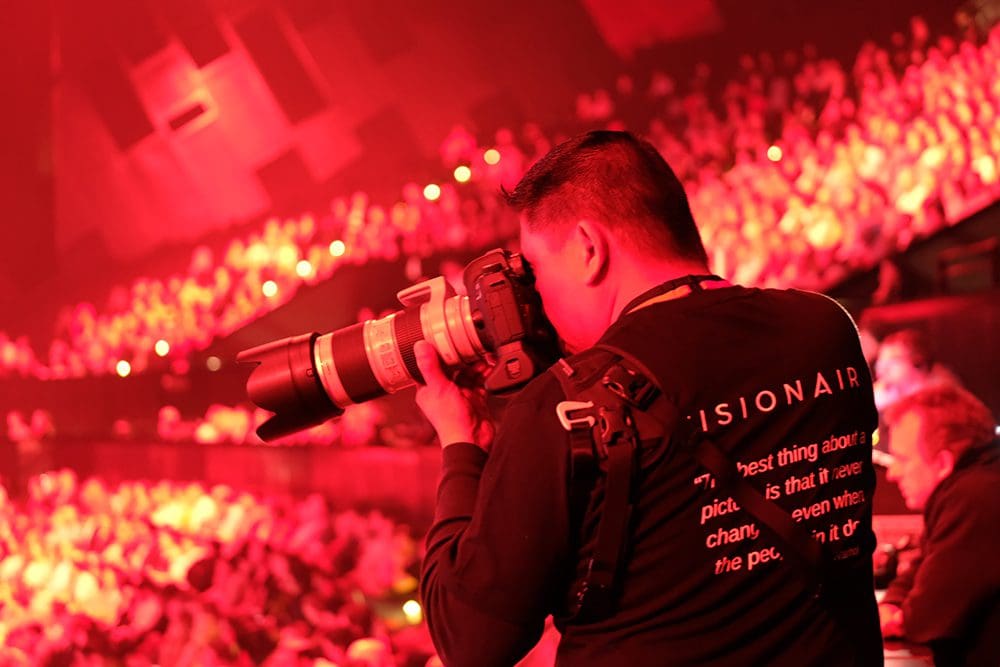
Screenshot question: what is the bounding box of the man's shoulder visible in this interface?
[940,458,1000,500]
[501,349,620,421]
[491,366,569,452]
[504,364,566,411]
[928,456,1000,525]
[636,284,856,328]
[771,287,855,318]
[761,288,865,345]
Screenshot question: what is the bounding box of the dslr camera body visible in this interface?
[238,249,559,441]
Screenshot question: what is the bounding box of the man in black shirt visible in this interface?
[414,130,882,666]
[880,384,1000,665]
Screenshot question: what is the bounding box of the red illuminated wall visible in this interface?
[50,0,620,263]
[582,0,723,57]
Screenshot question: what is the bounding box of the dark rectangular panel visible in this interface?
[234,7,326,123]
[326,107,425,202]
[345,0,413,63]
[0,2,55,297]
[105,0,169,64]
[256,148,314,210]
[56,2,153,150]
[76,52,156,150]
[157,0,230,67]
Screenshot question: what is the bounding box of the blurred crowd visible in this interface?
[0,470,438,666]
[0,187,512,381]
[443,17,1000,289]
[152,399,424,449]
[0,12,996,666]
[1,16,998,384]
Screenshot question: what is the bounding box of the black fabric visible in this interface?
[882,442,1000,666]
[421,285,883,667]
[616,273,726,316]
[581,433,635,616]
[691,424,830,586]
[550,353,638,619]
[598,342,832,596]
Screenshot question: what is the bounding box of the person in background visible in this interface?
[873,329,961,412]
[880,384,1000,666]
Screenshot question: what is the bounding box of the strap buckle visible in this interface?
[602,364,659,410]
[597,406,633,449]
[556,400,596,432]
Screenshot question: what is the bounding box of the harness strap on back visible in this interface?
[552,352,646,620]
[594,342,831,597]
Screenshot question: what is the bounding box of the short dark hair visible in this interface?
[881,329,933,371]
[503,130,708,264]
[884,384,996,460]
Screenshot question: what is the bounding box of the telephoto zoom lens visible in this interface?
[236,332,343,441]
[238,276,485,441]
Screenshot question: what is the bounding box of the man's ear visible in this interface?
[574,220,609,286]
[933,448,956,482]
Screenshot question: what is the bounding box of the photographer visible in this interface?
[415,131,882,666]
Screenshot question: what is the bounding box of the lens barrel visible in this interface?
[240,294,484,441]
[236,333,343,441]
[238,249,552,442]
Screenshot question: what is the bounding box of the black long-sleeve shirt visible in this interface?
[422,285,883,666]
[882,443,1000,665]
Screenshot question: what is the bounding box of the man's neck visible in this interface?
[609,263,712,322]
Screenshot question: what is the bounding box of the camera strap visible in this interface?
[593,343,831,598]
[552,343,832,622]
[617,274,728,320]
[551,348,659,622]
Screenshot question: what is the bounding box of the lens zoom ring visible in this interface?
[393,308,426,384]
[329,323,383,403]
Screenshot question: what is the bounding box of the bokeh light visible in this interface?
[262,280,278,298]
[206,356,222,372]
[276,245,298,267]
[402,599,423,624]
[767,145,783,162]
[329,240,347,257]
[295,259,313,278]
[115,360,131,378]
[154,339,170,357]
[453,165,472,183]
[483,149,501,165]
[423,184,441,201]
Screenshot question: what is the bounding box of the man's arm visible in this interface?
[879,548,920,637]
[415,344,572,666]
[891,478,1000,645]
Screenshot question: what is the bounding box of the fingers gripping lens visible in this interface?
[238,249,559,441]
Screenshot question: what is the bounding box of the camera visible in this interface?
[237,248,559,441]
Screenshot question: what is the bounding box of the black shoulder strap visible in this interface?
[550,351,643,620]
[549,356,605,532]
[594,343,830,597]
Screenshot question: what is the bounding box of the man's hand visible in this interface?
[413,341,494,451]
[879,603,904,638]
